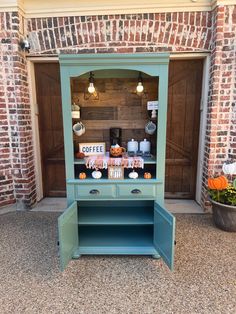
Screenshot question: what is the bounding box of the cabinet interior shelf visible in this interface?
[74,246,158,255]
[68,178,162,184]
[78,225,154,249]
[78,206,154,225]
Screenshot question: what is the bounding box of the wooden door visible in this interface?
[165,60,203,199]
[35,63,66,197]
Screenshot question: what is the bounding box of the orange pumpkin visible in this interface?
[76,152,85,159]
[110,146,126,157]
[79,172,86,180]
[144,172,152,179]
[208,175,228,190]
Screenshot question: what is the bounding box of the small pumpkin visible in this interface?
[110,146,126,157]
[144,172,152,179]
[128,170,138,179]
[222,162,236,175]
[92,170,102,179]
[208,175,228,190]
[76,152,85,159]
[79,172,86,180]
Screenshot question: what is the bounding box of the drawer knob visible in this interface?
[131,189,141,194]
[89,189,100,195]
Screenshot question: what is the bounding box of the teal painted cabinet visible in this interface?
[58,53,175,271]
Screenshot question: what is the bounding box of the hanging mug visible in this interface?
[145,121,156,135]
[73,122,85,136]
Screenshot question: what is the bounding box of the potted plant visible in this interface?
[208,175,236,232]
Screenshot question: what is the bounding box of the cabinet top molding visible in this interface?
[59,53,169,77]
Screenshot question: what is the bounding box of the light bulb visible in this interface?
[88,82,95,94]
[136,82,144,93]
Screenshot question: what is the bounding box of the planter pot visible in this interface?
[211,200,236,232]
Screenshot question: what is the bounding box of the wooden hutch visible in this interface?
[58,53,175,271]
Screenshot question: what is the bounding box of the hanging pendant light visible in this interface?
[88,72,95,94]
[136,72,144,93]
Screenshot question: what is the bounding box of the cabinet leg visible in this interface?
[72,253,81,259]
[152,254,160,259]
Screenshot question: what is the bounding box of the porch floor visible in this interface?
[0,211,235,313]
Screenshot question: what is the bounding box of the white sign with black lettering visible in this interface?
[79,142,106,156]
[147,101,159,110]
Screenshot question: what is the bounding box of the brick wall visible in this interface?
[202,5,236,207]
[0,6,235,209]
[27,12,212,54]
[0,12,36,209]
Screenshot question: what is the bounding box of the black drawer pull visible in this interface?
[131,189,142,194]
[89,189,100,195]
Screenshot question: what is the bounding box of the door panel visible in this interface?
[165,60,203,199]
[154,201,175,271]
[35,63,66,197]
[58,201,78,271]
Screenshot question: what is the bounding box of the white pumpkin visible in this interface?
[128,170,139,179]
[91,170,102,179]
[222,162,236,175]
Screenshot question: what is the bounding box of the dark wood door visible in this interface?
[35,63,66,197]
[165,60,203,199]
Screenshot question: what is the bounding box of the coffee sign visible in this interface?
[79,142,106,156]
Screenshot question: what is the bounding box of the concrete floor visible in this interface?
[0,211,235,313]
[0,198,203,215]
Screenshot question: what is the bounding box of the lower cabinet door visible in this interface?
[58,201,78,271]
[153,201,175,271]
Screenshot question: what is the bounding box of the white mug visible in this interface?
[145,121,156,135]
[73,122,85,136]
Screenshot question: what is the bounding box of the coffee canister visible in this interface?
[139,139,151,153]
[127,139,138,153]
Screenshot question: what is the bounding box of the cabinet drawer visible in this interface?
[117,184,156,199]
[76,185,116,199]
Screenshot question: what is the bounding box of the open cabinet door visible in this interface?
[58,201,78,271]
[154,202,175,271]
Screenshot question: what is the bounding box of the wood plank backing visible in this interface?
[72,77,158,152]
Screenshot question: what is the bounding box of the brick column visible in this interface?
[202,5,236,208]
[0,12,36,209]
[0,14,15,206]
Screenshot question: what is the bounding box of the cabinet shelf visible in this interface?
[78,225,154,249]
[75,246,157,255]
[78,206,153,225]
[68,178,162,184]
